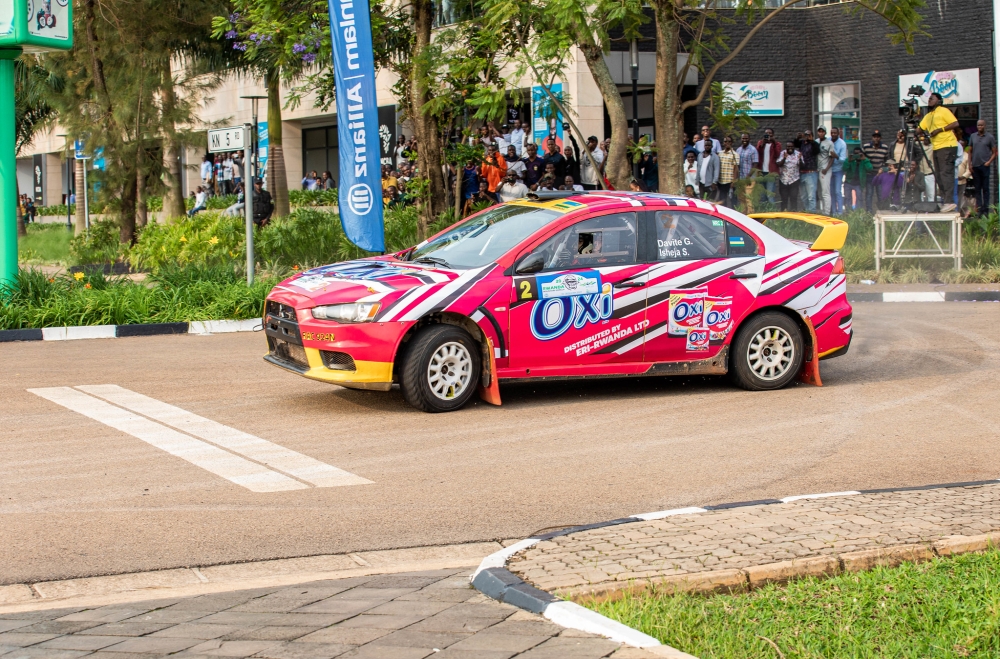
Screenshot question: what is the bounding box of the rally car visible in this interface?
[263,193,852,412]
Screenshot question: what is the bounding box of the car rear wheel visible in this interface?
[400,325,481,413]
[729,312,803,391]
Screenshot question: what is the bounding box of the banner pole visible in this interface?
[0,49,20,289]
[244,124,255,285]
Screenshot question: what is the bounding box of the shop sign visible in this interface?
[898,68,980,106]
[721,82,784,116]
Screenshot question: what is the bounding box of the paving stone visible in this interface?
[150,623,242,639]
[431,650,516,659]
[407,615,500,634]
[271,613,351,627]
[445,632,549,653]
[0,632,59,647]
[185,639,283,656]
[332,614,426,630]
[252,642,354,659]
[0,648,90,658]
[295,626,391,645]
[195,612,283,626]
[123,608,209,624]
[0,623,32,634]
[336,646,434,659]
[366,629,470,649]
[484,620,562,637]
[220,625,321,641]
[293,599,383,616]
[56,609,149,624]
[100,635,202,653]
[363,600,457,617]
[36,634,125,652]
[77,622,172,636]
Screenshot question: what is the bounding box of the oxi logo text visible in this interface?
[530,293,613,341]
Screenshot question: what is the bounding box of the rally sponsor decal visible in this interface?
[668,288,707,336]
[536,271,602,299]
[565,319,649,357]
[686,328,710,352]
[666,288,734,352]
[530,282,614,341]
[704,296,733,343]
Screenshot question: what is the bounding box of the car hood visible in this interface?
[270,259,473,307]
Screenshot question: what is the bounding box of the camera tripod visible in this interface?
[894,114,946,213]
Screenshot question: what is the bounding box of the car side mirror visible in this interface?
[515,253,545,275]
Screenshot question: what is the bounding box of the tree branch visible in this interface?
[680,0,807,112]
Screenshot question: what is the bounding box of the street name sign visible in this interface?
[208,127,246,153]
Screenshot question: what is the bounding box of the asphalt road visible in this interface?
[3,303,999,585]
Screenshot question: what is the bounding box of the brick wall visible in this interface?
[692,1,995,144]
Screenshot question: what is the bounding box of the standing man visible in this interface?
[481,143,508,201]
[200,155,214,196]
[394,135,408,168]
[544,138,567,180]
[816,126,834,214]
[776,141,802,212]
[735,133,759,180]
[969,119,997,214]
[579,136,605,190]
[565,137,582,186]
[508,119,527,157]
[696,144,719,200]
[756,128,782,203]
[829,127,848,214]
[695,126,721,157]
[798,130,820,212]
[862,131,889,213]
[504,145,526,181]
[522,143,545,190]
[717,136,739,207]
[252,178,274,227]
[918,92,960,212]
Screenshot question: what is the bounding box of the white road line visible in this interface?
[27,387,306,493]
[780,491,861,503]
[76,385,372,488]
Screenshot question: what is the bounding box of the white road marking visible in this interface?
[76,385,372,488]
[630,506,708,521]
[780,491,861,504]
[27,387,306,493]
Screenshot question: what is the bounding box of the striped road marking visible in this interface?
[28,386,372,492]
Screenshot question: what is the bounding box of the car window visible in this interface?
[726,222,760,256]
[652,211,726,261]
[530,213,638,271]
[409,204,562,269]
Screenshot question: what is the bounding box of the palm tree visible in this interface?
[14,54,60,238]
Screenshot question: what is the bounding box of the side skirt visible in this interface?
[498,348,729,384]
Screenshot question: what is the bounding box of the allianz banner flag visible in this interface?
[328,0,385,252]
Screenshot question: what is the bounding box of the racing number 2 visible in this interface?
[515,277,538,301]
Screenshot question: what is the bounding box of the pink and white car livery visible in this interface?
[263,193,852,412]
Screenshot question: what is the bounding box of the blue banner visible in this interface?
[328,0,385,252]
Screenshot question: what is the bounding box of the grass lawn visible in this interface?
[18,223,73,265]
[588,549,1000,658]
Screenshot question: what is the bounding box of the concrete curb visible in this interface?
[470,479,1000,655]
[848,291,1000,302]
[0,319,260,343]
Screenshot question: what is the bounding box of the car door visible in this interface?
[508,211,650,372]
[641,209,764,363]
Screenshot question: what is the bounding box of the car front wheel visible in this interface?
[400,325,481,413]
[729,312,804,391]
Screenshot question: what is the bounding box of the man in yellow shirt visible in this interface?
[918,92,960,211]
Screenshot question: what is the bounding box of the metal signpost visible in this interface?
[1,0,73,287]
[208,125,254,284]
[73,139,90,230]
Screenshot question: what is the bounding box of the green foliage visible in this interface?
[288,189,338,207]
[590,548,1000,659]
[70,220,128,265]
[0,267,275,330]
[707,81,756,138]
[18,224,73,265]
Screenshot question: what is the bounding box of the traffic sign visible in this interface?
[74,139,85,160]
[208,127,246,153]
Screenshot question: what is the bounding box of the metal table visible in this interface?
[874,212,962,272]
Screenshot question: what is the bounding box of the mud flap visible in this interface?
[478,337,502,405]
[799,316,823,387]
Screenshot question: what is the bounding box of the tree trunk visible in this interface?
[266,69,290,218]
[652,1,683,194]
[15,179,26,238]
[136,167,148,228]
[74,159,86,236]
[411,0,447,240]
[162,59,186,221]
[453,163,462,221]
[578,42,631,189]
[120,173,138,246]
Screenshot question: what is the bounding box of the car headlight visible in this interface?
[311,302,381,323]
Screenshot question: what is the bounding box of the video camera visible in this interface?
[899,85,925,124]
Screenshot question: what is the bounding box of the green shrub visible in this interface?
[289,189,338,207]
[70,219,127,265]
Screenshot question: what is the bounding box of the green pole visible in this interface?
[0,48,20,289]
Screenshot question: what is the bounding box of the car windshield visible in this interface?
[408,204,562,269]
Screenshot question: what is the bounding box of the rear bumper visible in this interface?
[819,331,852,360]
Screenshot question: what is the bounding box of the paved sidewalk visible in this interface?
[0,568,653,659]
[509,483,1000,596]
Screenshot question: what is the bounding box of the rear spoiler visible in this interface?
[749,213,849,251]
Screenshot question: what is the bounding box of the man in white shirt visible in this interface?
[200,156,213,191]
[580,136,605,190]
[497,173,528,202]
[222,155,235,194]
[508,119,526,158]
[394,136,407,168]
[694,125,722,156]
[188,186,208,217]
[504,145,526,180]
[562,176,584,191]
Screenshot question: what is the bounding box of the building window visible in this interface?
[434,0,475,27]
[302,126,339,184]
[813,81,861,150]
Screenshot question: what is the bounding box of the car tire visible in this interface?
[729,312,804,391]
[400,324,481,413]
